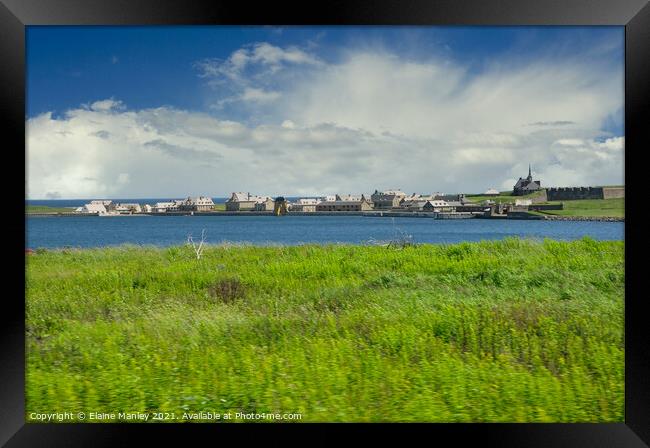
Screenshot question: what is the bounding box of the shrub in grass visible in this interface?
[207,278,246,304]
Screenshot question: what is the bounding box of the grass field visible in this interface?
[26,205,75,214]
[540,198,624,218]
[25,239,624,422]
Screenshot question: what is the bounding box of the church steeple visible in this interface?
[527,164,532,180]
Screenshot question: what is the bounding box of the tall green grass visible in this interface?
[26,205,75,214]
[25,238,624,422]
[542,198,624,218]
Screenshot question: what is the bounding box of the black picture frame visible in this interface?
[3,0,649,445]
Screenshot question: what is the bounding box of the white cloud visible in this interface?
[27,41,624,198]
[195,42,321,86]
[88,99,124,112]
[555,138,585,147]
[26,104,381,198]
[195,42,322,109]
[240,87,281,103]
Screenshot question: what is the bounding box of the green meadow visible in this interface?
[25,239,624,422]
[540,198,624,218]
[25,205,75,214]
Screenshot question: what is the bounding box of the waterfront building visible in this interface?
[152,201,177,213]
[416,194,442,201]
[114,203,142,214]
[291,198,320,212]
[254,197,276,211]
[89,200,115,212]
[316,197,374,212]
[404,200,431,211]
[226,192,271,211]
[335,194,365,202]
[484,188,500,195]
[513,165,541,195]
[405,199,453,212]
[445,200,464,207]
[78,202,108,215]
[399,194,434,208]
[371,189,407,209]
[178,196,215,212]
[157,200,185,212]
[434,193,468,204]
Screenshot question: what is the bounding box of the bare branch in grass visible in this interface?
[187,229,207,260]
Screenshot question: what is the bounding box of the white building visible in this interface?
[291,198,320,212]
[152,201,177,213]
[77,202,108,215]
[191,196,215,211]
[114,203,142,214]
[254,197,276,211]
[226,193,272,211]
[178,196,215,212]
[336,194,369,202]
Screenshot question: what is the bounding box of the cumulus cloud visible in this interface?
[26,103,382,198]
[90,130,111,139]
[196,42,321,82]
[143,139,223,164]
[27,39,624,198]
[240,88,281,103]
[528,121,576,126]
[195,42,324,111]
[87,98,124,112]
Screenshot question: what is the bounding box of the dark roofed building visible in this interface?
[513,165,541,196]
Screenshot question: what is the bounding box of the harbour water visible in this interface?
[26,214,624,249]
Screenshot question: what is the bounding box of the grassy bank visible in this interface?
[26,239,624,422]
[540,198,624,218]
[26,205,75,214]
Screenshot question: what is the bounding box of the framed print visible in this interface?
[2,0,649,445]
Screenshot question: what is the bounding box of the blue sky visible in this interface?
[26,26,624,199]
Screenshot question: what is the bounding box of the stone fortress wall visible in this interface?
[601,187,625,199]
[546,186,624,201]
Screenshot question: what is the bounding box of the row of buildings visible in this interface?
[74,191,473,215]
[224,191,470,213]
[75,197,215,215]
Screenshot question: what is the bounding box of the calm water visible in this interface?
[26,215,624,249]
